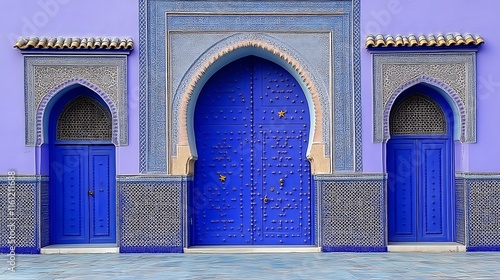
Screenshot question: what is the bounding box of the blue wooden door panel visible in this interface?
[193,56,312,245]
[255,127,311,245]
[388,138,452,242]
[419,140,450,242]
[387,140,417,241]
[252,58,312,245]
[194,125,252,244]
[53,146,89,244]
[194,56,253,245]
[89,146,116,243]
[52,145,115,244]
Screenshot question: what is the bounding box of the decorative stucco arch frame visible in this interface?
[373,52,477,143]
[383,75,466,142]
[24,55,129,146]
[170,33,331,175]
[38,79,121,146]
[140,0,360,175]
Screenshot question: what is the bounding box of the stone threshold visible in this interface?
[387,242,466,253]
[41,244,119,254]
[184,246,321,254]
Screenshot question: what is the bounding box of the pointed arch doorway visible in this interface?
[191,55,313,246]
[387,85,454,242]
[49,88,116,244]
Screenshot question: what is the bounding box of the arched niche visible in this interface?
[24,55,128,146]
[383,77,464,142]
[170,33,331,175]
[373,52,477,143]
[39,81,120,146]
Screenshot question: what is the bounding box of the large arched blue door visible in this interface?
[192,56,313,245]
[387,89,454,242]
[49,92,116,244]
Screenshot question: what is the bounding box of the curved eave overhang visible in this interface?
[14,36,134,54]
[366,33,484,52]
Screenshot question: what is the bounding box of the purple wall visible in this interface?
[361,0,500,173]
[1,0,498,175]
[0,0,139,175]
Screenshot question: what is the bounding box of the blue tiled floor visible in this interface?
[2,252,500,279]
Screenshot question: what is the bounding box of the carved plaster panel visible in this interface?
[140,0,360,174]
[173,33,327,153]
[373,52,477,143]
[24,56,128,146]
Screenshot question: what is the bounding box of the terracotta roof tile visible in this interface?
[14,37,134,50]
[366,33,483,48]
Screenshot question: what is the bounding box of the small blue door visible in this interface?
[387,92,453,242]
[51,145,116,244]
[192,56,312,245]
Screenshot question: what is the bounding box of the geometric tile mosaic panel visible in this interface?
[0,176,38,253]
[118,177,183,253]
[319,176,385,252]
[455,176,466,245]
[468,179,500,249]
[40,178,50,248]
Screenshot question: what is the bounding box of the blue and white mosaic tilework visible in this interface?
[466,176,500,251]
[455,176,466,245]
[318,175,386,252]
[0,176,40,254]
[39,178,50,249]
[118,176,184,253]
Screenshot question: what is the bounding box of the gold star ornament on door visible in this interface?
[219,174,226,182]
